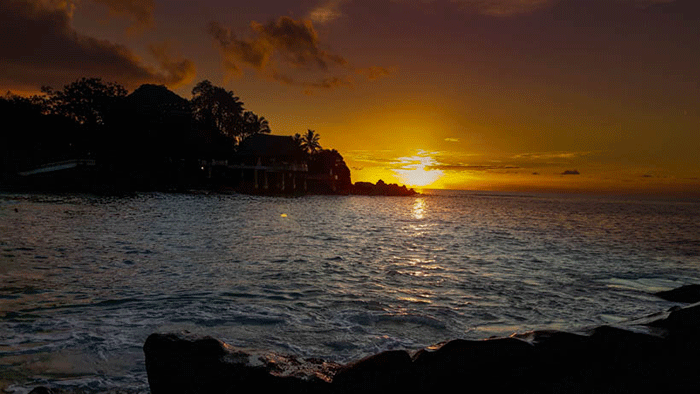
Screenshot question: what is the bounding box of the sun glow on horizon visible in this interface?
[393,153,444,188]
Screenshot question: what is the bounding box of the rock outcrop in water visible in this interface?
[143,290,700,394]
[351,180,418,196]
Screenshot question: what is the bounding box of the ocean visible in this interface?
[1,190,699,393]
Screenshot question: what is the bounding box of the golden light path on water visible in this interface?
[412,197,425,220]
[394,197,444,306]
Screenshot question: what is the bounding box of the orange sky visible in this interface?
[2,0,699,196]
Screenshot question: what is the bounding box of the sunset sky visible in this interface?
[2,0,699,195]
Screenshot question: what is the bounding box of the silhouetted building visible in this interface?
[231,134,308,193]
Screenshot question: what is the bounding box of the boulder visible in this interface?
[646,302,700,333]
[412,337,537,392]
[332,350,415,394]
[655,284,700,303]
[28,388,58,394]
[143,292,700,394]
[143,332,340,394]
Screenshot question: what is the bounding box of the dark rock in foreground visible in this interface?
[655,284,700,303]
[143,301,700,394]
[143,332,341,394]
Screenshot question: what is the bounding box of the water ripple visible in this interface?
[1,191,698,392]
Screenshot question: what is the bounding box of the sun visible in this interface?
[393,154,444,187]
[397,167,443,187]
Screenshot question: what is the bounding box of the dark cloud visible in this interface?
[561,169,581,175]
[252,17,348,70]
[209,16,389,91]
[91,0,155,27]
[451,0,551,16]
[209,17,347,74]
[209,21,271,72]
[355,66,394,80]
[430,164,520,172]
[308,76,353,89]
[271,71,296,85]
[399,0,680,17]
[148,44,196,87]
[0,0,194,91]
[512,152,593,160]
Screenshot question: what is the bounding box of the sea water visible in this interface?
[1,191,699,392]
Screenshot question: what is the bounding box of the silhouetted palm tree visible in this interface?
[243,111,271,137]
[298,129,321,154]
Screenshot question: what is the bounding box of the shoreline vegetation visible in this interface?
[1,78,416,197]
[21,285,700,394]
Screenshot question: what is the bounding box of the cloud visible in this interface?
[309,0,347,23]
[392,153,440,170]
[430,164,520,171]
[209,17,347,74]
[444,137,459,142]
[355,66,395,80]
[148,44,196,88]
[561,169,580,175]
[627,0,677,7]
[451,0,552,16]
[512,151,596,160]
[345,150,397,165]
[391,153,445,185]
[252,17,348,70]
[309,76,354,89]
[210,16,389,91]
[90,0,154,27]
[0,0,195,91]
[390,0,679,16]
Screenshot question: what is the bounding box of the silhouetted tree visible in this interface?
[1,92,78,176]
[39,77,128,159]
[190,80,246,143]
[295,129,321,155]
[308,149,352,192]
[243,111,271,139]
[43,77,127,128]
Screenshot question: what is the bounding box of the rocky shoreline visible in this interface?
[28,285,700,394]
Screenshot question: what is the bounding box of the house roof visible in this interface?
[236,134,301,158]
[127,84,189,108]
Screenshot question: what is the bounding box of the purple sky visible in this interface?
[2,0,699,193]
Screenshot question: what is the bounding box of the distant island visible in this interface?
[1,78,416,196]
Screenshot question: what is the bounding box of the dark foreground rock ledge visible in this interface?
[655,284,700,303]
[143,301,700,394]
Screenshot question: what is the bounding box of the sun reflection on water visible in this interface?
[412,198,425,220]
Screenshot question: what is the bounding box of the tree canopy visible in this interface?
[189,80,274,145]
[190,80,245,143]
[2,76,353,194]
[294,129,322,155]
[42,77,127,129]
